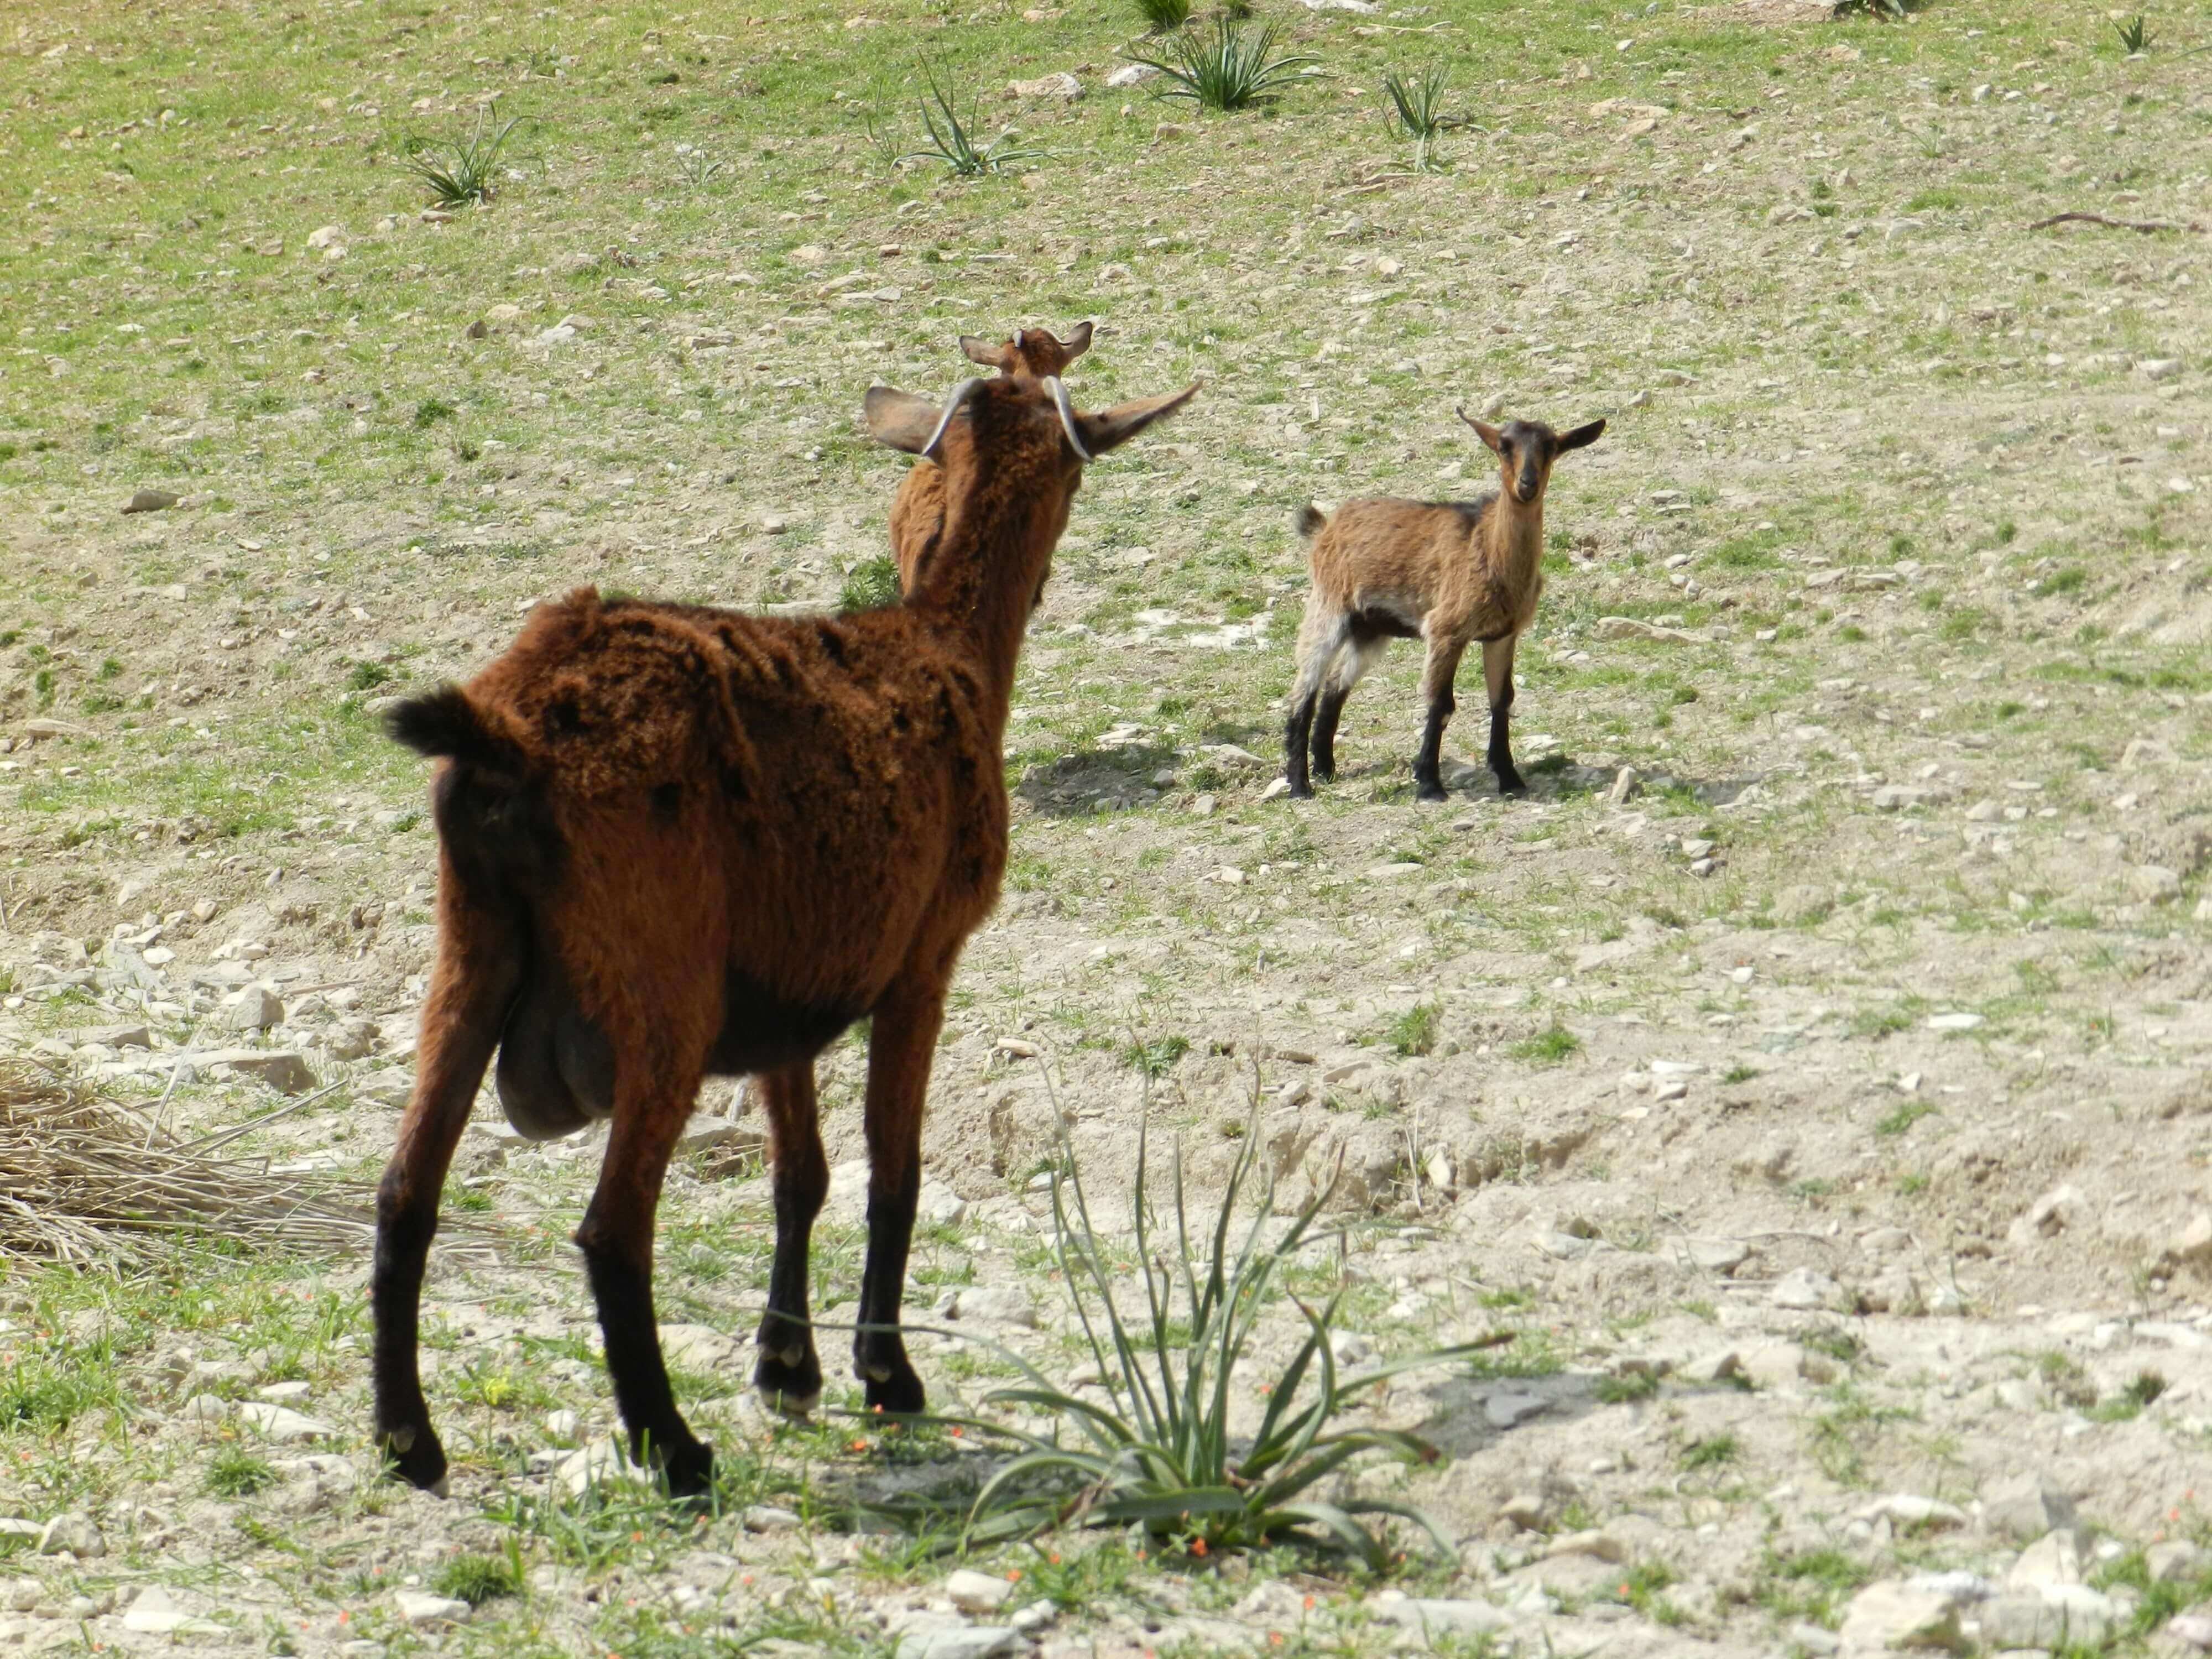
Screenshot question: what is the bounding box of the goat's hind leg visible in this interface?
[853,976,946,1415]
[373,858,524,1493]
[753,1061,828,1413]
[1284,614,1354,799]
[577,1048,716,1499]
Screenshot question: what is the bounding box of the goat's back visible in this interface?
[1305,496,1492,612]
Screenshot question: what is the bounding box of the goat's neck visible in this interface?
[1486,491,1546,582]
[907,456,1064,712]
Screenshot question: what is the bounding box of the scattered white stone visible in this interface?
[2148,1540,2203,1583]
[394,1589,472,1626]
[1856,1494,1969,1531]
[37,1514,105,1558]
[1926,1013,1984,1032]
[894,1627,1025,1659]
[123,1588,200,1634]
[1367,1593,1513,1638]
[945,1569,1015,1614]
[236,1402,334,1443]
[1837,1580,1963,1654]
[1107,63,1159,88]
[1770,1267,1849,1312]
[950,1287,1037,1328]
[2007,1528,2083,1593]
[743,1504,801,1532]
[1485,1390,1548,1430]
[2139,357,2184,381]
[1007,72,1081,101]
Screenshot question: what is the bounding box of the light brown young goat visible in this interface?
[888,323,1092,600]
[371,369,1193,1501]
[1284,411,1604,802]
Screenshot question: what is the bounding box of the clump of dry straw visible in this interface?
[0,1059,378,1266]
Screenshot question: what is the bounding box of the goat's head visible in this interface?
[864,372,1195,488]
[957,321,1094,379]
[1457,410,1606,507]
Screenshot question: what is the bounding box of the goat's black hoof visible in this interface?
[862,1365,927,1418]
[1285,781,1314,800]
[754,1349,823,1417]
[377,1421,449,1495]
[1495,772,1528,798]
[1311,758,1337,783]
[1415,784,1449,804]
[656,1437,715,1503]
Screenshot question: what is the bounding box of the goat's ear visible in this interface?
[959,336,1011,370]
[1456,408,1505,453]
[1071,383,1199,457]
[1557,419,1607,453]
[864,385,950,455]
[1060,320,1095,362]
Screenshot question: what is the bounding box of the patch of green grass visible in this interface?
[207,1445,276,1497]
[839,555,902,612]
[1680,1432,1738,1469]
[1874,1099,1937,1136]
[1720,1063,1760,1085]
[346,661,393,692]
[1128,17,1314,112]
[1387,1001,1441,1058]
[1760,1547,1876,1627]
[402,104,525,207]
[1507,1025,1580,1066]
[1594,1370,1660,1405]
[1120,1033,1190,1077]
[1133,0,1192,31]
[434,1547,523,1607]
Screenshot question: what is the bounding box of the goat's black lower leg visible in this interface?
[372,870,521,1494]
[754,1062,828,1414]
[854,981,943,1415]
[578,1093,712,1499]
[1413,689,1455,802]
[1283,692,1319,799]
[1310,687,1350,784]
[1481,634,1526,797]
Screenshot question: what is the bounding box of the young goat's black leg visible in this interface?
[1482,634,1526,797]
[1413,638,1468,803]
[1309,686,1350,784]
[1284,693,1319,799]
[372,864,523,1495]
[1283,614,1354,799]
[576,1067,713,1499]
[853,977,945,1415]
[753,1061,828,1414]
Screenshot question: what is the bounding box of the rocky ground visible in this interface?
[4,0,2212,1653]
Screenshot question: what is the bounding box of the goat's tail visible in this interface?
[385,685,530,781]
[1294,504,1327,540]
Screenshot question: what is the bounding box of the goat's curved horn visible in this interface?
[920,377,985,461]
[1046,375,1093,463]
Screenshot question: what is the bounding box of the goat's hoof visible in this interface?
[1311,761,1337,783]
[658,1438,715,1503]
[754,1350,823,1417]
[1285,782,1315,801]
[862,1366,927,1417]
[1415,784,1449,804]
[377,1422,448,1494]
[1496,774,1528,798]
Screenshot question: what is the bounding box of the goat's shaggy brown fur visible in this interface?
[1285,413,1603,802]
[888,324,1092,599]
[369,370,1193,1501]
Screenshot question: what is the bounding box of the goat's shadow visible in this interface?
[1013,741,1187,820]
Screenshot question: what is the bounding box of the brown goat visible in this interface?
[888,322,1092,599]
[371,370,1194,1500]
[1284,411,1604,802]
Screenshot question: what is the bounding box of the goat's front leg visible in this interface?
[372,864,524,1494]
[853,976,946,1414]
[753,1060,828,1413]
[576,1058,714,1499]
[1482,633,1526,796]
[1413,636,1468,802]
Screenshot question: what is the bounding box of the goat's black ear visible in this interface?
[959,336,1010,370]
[1060,320,1094,361]
[864,385,950,455]
[1456,408,1505,453]
[1071,383,1199,457]
[1558,419,1607,452]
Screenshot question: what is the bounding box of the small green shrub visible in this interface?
[402,103,524,207]
[208,1446,275,1497]
[413,397,456,427]
[434,1548,522,1606]
[2113,13,2153,51]
[1507,1025,1580,1066]
[839,555,902,612]
[1388,1002,1440,1058]
[1133,0,1192,29]
[1127,17,1315,112]
[890,60,1046,176]
[1121,1034,1190,1077]
[347,662,393,692]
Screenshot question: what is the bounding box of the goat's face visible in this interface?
[958,321,1094,380]
[1458,413,1606,506]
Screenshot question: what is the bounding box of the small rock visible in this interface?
[37,1514,105,1558]
[2006,1183,2086,1248]
[180,1393,231,1425]
[1007,72,1082,101]
[1680,1349,1742,1385]
[1607,765,1640,805]
[2164,1212,2212,1272]
[1981,1471,2077,1542]
[743,1504,801,1532]
[393,1588,472,1626]
[1770,1267,1850,1312]
[221,984,285,1031]
[237,1402,333,1443]
[945,1569,1015,1614]
[1485,1390,1548,1430]
[2148,1541,2203,1584]
[257,1380,312,1404]
[2121,737,2178,770]
[2169,1611,2212,1650]
[2130,864,2183,902]
[1743,1342,1837,1389]
[894,1627,1025,1659]
[197,1048,315,1093]
[678,1114,759,1154]
[122,488,180,515]
[1925,1012,1984,1032]
[1107,63,1159,88]
[557,1437,647,1497]
[2140,357,2184,382]
[1837,1580,1965,1654]
[1367,1594,1513,1637]
[1858,1494,1969,1532]
[305,225,347,249]
[920,1183,969,1227]
[2008,1528,2083,1593]
[122,1587,193,1634]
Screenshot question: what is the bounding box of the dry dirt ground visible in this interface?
[3,0,2212,1654]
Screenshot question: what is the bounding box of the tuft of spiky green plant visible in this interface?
[941,1108,1485,1567]
[207,1446,275,1497]
[1388,1001,1440,1058]
[896,60,1046,176]
[1125,17,1317,113]
[2113,13,2153,52]
[400,103,523,208]
[1133,0,1192,30]
[433,1545,523,1606]
[1380,62,1453,171]
[839,555,902,612]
